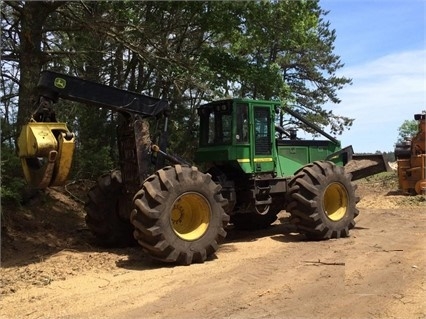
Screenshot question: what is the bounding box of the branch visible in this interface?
[1,93,19,102]
[304,259,345,266]
[4,1,23,14]
[1,54,19,62]
[64,180,87,204]
[0,72,20,85]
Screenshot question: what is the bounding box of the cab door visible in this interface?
[252,106,275,172]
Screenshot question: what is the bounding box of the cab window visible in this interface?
[254,107,271,155]
[236,103,249,144]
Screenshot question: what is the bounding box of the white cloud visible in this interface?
[331,49,426,152]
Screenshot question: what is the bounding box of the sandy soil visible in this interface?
[1,175,425,319]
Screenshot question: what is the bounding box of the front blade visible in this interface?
[345,154,392,181]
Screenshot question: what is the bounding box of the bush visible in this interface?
[71,139,116,180]
[1,145,26,205]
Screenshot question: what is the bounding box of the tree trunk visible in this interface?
[16,1,64,137]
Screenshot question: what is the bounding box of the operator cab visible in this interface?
[195,98,278,175]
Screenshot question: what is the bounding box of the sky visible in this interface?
[318,0,425,153]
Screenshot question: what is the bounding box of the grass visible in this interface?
[397,194,426,207]
[358,171,399,190]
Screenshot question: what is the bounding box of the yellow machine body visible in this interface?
[396,114,426,195]
[18,121,75,189]
[397,155,426,195]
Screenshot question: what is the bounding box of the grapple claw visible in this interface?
[18,121,75,189]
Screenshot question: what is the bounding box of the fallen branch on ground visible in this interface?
[303,259,345,266]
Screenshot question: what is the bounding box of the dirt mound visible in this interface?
[1,180,147,297]
[355,172,426,208]
[2,182,91,263]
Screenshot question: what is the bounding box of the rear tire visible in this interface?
[131,165,229,265]
[286,161,359,240]
[85,170,136,247]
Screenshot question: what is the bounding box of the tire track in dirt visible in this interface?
[119,237,350,319]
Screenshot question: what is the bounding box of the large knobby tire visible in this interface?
[85,170,136,247]
[131,165,229,265]
[286,161,359,240]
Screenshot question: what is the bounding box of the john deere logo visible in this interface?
[54,77,66,89]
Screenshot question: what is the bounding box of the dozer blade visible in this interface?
[18,121,75,189]
[345,154,392,181]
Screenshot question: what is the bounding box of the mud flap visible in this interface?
[345,154,392,181]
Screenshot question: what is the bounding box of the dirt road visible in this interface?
[1,177,425,319]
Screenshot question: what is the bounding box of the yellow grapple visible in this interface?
[18,120,75,189]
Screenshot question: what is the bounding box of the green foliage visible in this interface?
[72,138,116,180]
[397,194,426,207]
[397,119,419,143]
[224,1,353,134]
[1,145,25,205]
[2,0,355,180]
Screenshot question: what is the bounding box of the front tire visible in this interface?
[131,165,229,265]
[286,161,359,240]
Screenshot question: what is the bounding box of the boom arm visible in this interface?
[282,106,340,145]
[36,71,169,117]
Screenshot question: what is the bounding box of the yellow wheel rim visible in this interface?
[323,182,349,221]
[170,192,211,241]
